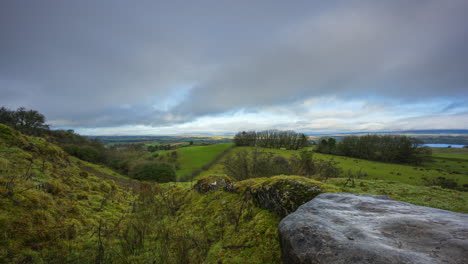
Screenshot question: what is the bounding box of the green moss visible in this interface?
[176,186,282,263]
[0,124,29,147]
[0,126,134,262]
[0,124,16,142]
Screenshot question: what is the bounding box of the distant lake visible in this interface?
[423,144,466,148]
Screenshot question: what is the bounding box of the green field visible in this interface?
[156,143,234,177]
[200,146,468,186]
[422,147,468,175]
[330,178,468,213]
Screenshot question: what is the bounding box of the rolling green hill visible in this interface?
[0,124,134,262]
[153,143,234,177]
[201,146,468,186]
[422,147,468,175]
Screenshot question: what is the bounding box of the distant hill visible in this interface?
[304,129,468,135]
[304,130,468,145]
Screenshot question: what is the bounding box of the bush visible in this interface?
[63,145,105,163]
[289,151,315,176]
[422,177,460,190]
[223,149,275,180]
[129,162,176,182]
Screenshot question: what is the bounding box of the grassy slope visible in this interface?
[154,143,234,177]
[0,124,133,263]
[202,146,468,185]
[331,178,467,213]
[0,128,282,263]
[199,146,468,213]
[422,147,468,175]
[69,156,133,181]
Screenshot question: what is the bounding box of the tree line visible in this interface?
[233,130,309,150]
[147,144,173,152]
[0,107,49,136]
[223,149,341,181]
[316,135,432,165]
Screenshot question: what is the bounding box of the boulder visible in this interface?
[279,193,468,264]
[249,177,322,217]
[193,175,235,193]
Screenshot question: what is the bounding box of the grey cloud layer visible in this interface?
[0,0,467,128]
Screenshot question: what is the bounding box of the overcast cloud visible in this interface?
[0,0,467,135]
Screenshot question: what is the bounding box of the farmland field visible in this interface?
[156,143,234,177]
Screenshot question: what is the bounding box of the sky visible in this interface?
[0,0,467,135]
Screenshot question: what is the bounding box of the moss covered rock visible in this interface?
[194,175,236,193]
[240,176,324,217]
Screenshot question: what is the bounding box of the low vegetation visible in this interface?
[128,161,176,182]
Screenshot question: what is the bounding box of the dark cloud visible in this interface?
[0,0,467,130]
[180,0,468,117]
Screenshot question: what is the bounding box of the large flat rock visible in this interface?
[279,193,468,264]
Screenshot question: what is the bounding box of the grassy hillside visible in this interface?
[422,147,468,175]
[0,125,283,263]
[0,124,134,263]
[153,143,234,177]
[202,146,468,186]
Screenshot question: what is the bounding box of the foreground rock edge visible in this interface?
[279,193,468,264]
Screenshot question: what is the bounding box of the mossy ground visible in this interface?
[0,124,134,263]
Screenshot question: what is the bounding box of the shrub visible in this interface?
[63,145,105,163]
[289,151,315,176]
[223,149,275,180]
[129,162,176,182]
[422,177,459,190]
[272,156,291,175]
